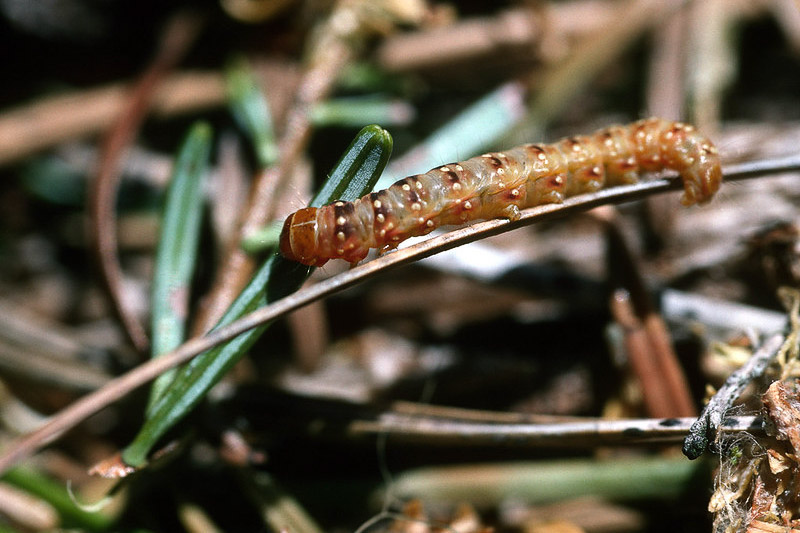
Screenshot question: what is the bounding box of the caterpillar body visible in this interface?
[280,117,721,266]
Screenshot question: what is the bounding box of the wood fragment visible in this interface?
[601,207,696,418]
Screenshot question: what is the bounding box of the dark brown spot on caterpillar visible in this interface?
[444,169,460,183]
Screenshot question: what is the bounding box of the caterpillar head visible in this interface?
[279,208,327,266]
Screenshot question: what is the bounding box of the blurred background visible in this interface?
[1,0,800,531]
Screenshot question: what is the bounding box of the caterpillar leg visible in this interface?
[378,243,399,257]
[503,204,521,221]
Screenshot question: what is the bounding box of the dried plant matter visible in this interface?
[711,381,800,533]
[709,292,800,532]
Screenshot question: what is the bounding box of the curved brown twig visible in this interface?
[88,12,203,352]
[194,1,382,335]
[0,156,797,475]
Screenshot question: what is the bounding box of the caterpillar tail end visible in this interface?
[679,159,723,207]
[279,208,328,267]
[679,143,723,207]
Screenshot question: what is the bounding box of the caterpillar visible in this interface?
[280,117,722,266]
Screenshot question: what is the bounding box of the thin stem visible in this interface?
[350,414,763,447]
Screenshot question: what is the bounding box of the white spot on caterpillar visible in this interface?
[402,184,411,191]
[373,199,381,208]
[452,182,462,192]
[335,201,345,207]
[336,216,346,225]
[337,231,345,242]
[455,165,464,172]
[411,202,421,211]
[376,213,385,223]
[463,201,473,210]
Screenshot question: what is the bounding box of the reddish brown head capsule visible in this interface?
[279,207,327,266]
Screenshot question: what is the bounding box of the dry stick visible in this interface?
[390,401,587,424]
[683,332,787,459]
[646,6,687,121]
[644,5,688,240]
[601,209,696,418]
[349,413,764,448]
[287,289,330,373]
[88,13,203,353]
[376,6,542,73]
[0,61,299,167]
[0,157,797,475]
[610,290,686,418]
[512,0,685,144]
[0,342,110,391]
[0,72,225,167]
[688,0,733,137]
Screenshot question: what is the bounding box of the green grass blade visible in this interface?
[311,124,393,207]
[240,124,394,254]
[240,221,283,254]
[121,125,392,467]
[2,466,115,531]
[225,57,278,168]
[147,122,212,412]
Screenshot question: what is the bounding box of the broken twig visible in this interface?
[683,333,786,459]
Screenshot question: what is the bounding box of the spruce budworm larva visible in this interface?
[280,118,721,266]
